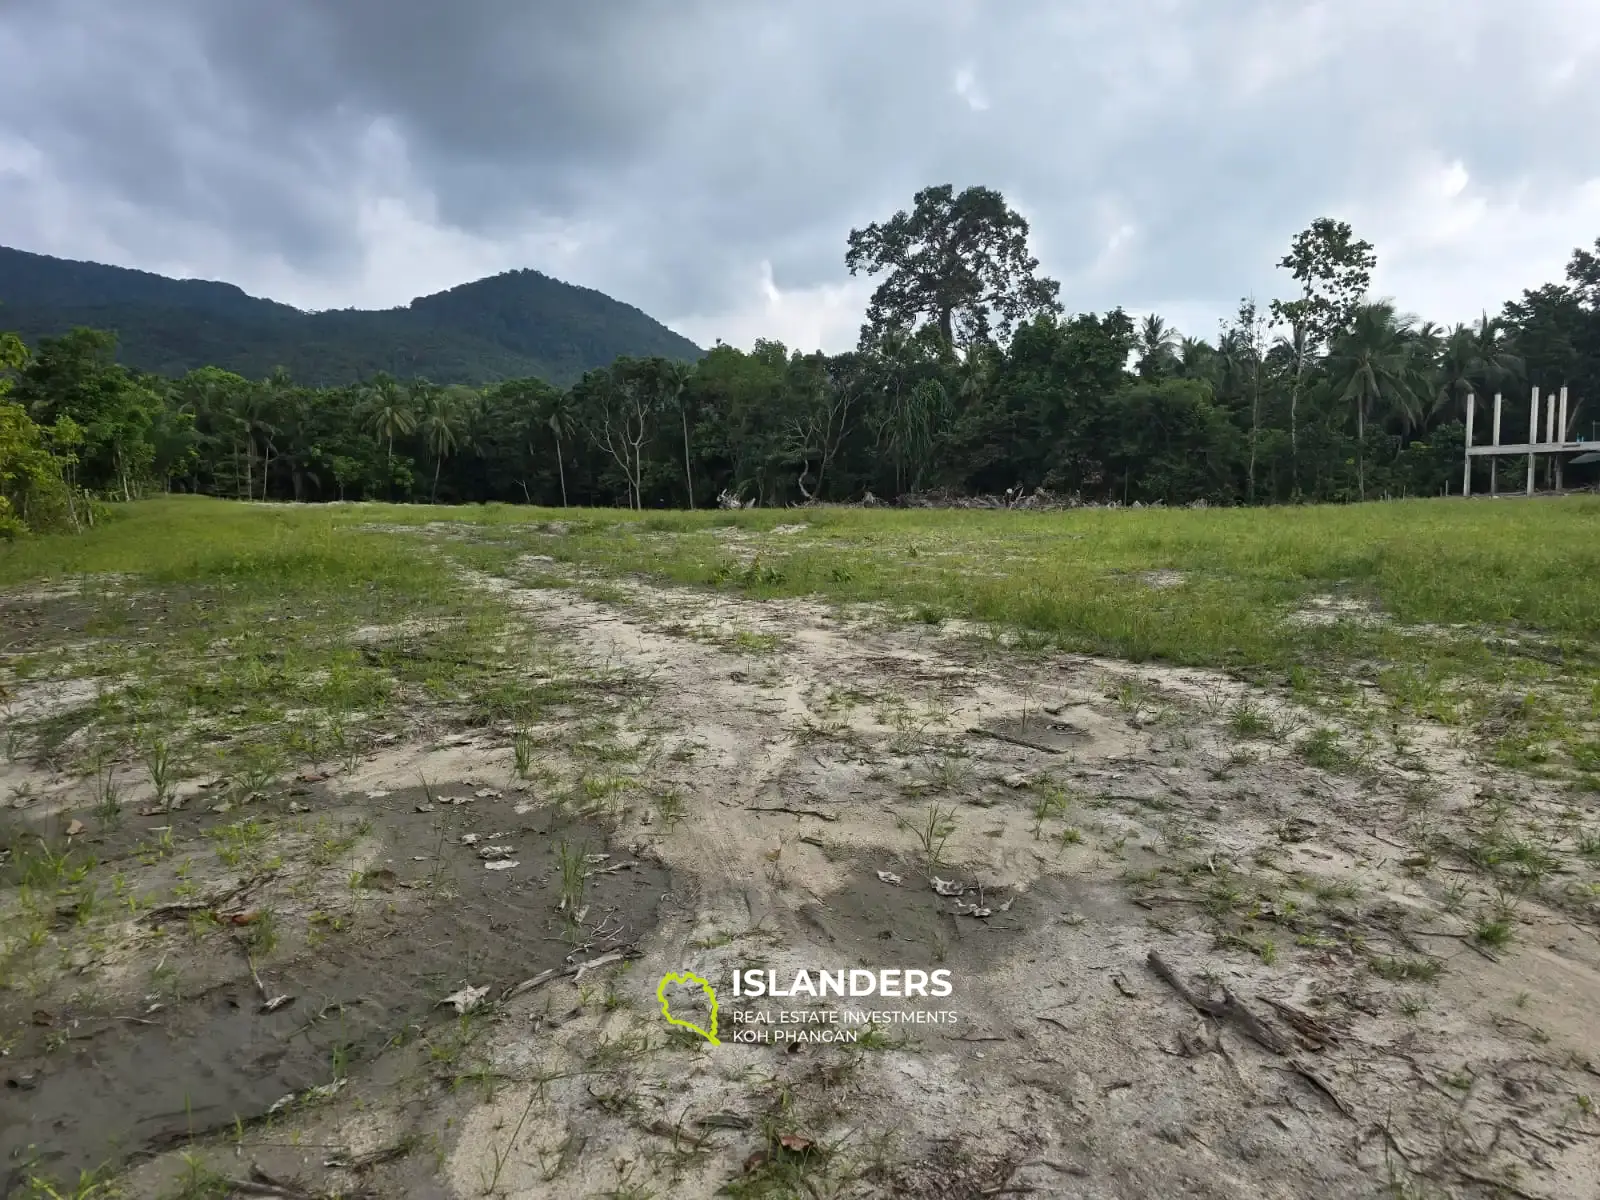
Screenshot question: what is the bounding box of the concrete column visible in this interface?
[1527,387,1540,495]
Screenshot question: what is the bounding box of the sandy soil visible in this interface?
[426,565,1599,1198]
[4,562,1598,1199]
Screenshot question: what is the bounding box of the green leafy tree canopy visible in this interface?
[845,184,1062,352]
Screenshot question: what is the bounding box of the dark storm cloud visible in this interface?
[2,0,1598,347]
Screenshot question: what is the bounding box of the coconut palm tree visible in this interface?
[1176,336,1215,382]
[361,373,415,493]
[417,384,472,502]
[541,389,575,508]
[1136,314,1179,379]
[1326,302,1429,500]
[1432,315,1523,430]
[661,361,696,508]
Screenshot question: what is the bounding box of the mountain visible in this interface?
[0,246,703,387]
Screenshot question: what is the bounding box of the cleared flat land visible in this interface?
[2,495,1599,1199]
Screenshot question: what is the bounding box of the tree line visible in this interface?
[3,184,1598,536]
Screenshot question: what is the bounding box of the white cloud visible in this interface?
[953,66,989,112]
[1356,158,1600,327]
[675,260,869,354]
[4,0,1600,355]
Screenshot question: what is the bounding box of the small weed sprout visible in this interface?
[556,841,587,914]
[1030,785,1072,840]
[92,757,123,828]
[897,802,957,874]
[142,736,176,809]
[1111,678,1151,721]
[655,789,686,830]
[512,726,536,779]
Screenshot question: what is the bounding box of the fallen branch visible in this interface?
[140,874,273,925]
[323,1141,415,1171]
[583,861,640,878]
[1146,951,1288,1054]
[1259,996,1339,1050]
[503,948,637,1001]
[745,805,840,822]
[968,726,1070,754]
[139,900,213,924]
[1146,950,1353,1119]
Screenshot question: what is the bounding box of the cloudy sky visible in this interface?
[2,0,1598,353]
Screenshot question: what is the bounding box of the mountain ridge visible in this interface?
[0,245,703,387]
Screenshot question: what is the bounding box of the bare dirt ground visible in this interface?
[4,554,1599,1199]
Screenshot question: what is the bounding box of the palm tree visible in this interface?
[256,366,295,500]
[1176,336,1215,382]
[1412,320,1444,365]
[1136,315,1179,379]
[1326,302,1429,500]
[661,361,696,508]
[417,385,471,502]
[1432,315,1523,430]
[1434,323,1477,423]
[541,390,575,508]
[362,373,415,493]
[236,383,280,502]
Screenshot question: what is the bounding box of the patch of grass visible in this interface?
[346,499,1600,794]
[0,500,590,808]
[1226,699,1273,739]
[730,630,783,654]
[20,498,1596,760]
[14,1164,125,1199]
[654,789,686,830]
[1369,955,1443,984]
[1474,916,1514,948]
[208,818,271,870]
[1297,727,1352,773]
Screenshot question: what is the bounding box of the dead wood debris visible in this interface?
[502,947,639,1000]
[745,804,840,821]
[141,874,275,925]
[968,725,1071,754]
[1145,950,1354,1120]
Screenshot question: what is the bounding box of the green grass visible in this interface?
[10,494,1596,644]
[4,494,1598,769]
[0,497,580,782]
[436,496,1595,689]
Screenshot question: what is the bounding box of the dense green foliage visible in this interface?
[0,247,704,387]
[2,197,1598,532]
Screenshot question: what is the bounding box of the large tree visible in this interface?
[845,184,1062,352]
[1269,218,1377,487]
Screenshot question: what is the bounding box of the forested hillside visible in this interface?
[3,186,1598,536]
[0,247,703,387]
